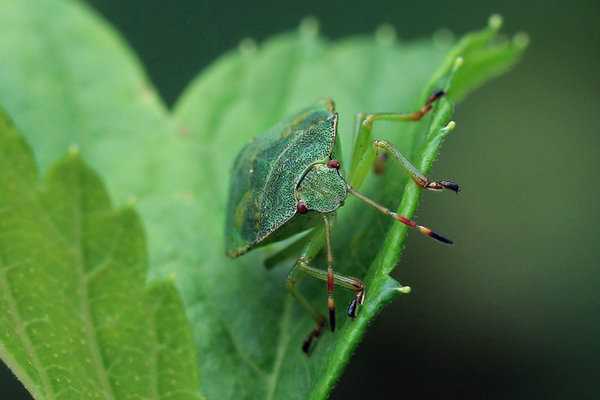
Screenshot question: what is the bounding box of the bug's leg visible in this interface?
[288,220,365,354]
[373,152,388,176]
[347,186,453,245]
[372,139,459,192]
[286,264,326,354]
[323,215,336,332]
[349,90,446,186]
[288,255,366,355]
[294,257,365,320]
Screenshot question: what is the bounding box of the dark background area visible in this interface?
[2,0,600,398]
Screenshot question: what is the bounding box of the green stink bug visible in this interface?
[225,92,458,353]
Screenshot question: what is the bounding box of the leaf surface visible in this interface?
[0,1,527,398]
[0,110,202,399]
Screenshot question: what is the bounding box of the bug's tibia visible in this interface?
[328,298,336,332]
[327,269,336,332]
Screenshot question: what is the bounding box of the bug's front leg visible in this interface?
[349,90,447,188]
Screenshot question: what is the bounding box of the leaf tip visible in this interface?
[238,38,257,55]
[396,286,412,294]
[453,57,464,71]
[299,16,319,37]
[488,14,503,31]
[514,32,530,49]
[68,144,80,157]
[442,120,456,133]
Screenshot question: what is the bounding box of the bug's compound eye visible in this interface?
[297,201,309,214]
[327,159,340,170]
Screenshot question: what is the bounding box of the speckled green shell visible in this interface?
[225,101,338,258]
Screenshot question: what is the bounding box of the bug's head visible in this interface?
[295,161,348,214]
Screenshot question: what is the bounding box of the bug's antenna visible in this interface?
[347,187,453,244]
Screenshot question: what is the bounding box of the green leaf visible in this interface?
[0,1,527,398]
[173,18,526,400]
[0,110,202,399]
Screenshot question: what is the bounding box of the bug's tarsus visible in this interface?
[328,303,336,332]
[425,179,461,193]
[423,228,453,245]
[427,90,446,104]
[302,316,326,355]
[413,89,446,120]
[440,180,460,193]
[347,289,365,319]
[395,212,453,245]
[347,298,358,319]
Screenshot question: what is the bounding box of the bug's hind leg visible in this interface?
[286,267,326,354]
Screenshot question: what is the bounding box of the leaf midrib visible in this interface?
[265,296,293,400]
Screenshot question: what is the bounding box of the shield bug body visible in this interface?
[225,93,458,353]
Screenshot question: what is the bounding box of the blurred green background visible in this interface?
[2,0,599,398]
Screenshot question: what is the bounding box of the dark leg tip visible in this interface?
[440,180,460,193]
[430,230,453,245]
[427,90,446,104]
[347,298,358,319]
[329,308,336,332]
[302,317,325,355]
[302,340,311,355]
[433,89,446,99]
